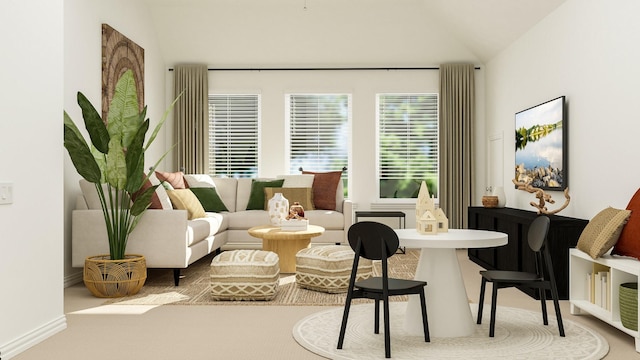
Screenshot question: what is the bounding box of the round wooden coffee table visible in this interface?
[248,225,325,273]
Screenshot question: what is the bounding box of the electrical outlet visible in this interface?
[0,182,13,204]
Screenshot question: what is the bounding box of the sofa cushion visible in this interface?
[184,174,216,188]
[612,188,640,259]
[246,179,285,210]
[263,187,315,211]
[278,174,315,188]
[212,177,238,212]
[167,189,206,219]
[303,170,343,210]
[188,213,225,245]
[304,209,345,230]
[576,207,631,259]
[156,171,188,189]
[190,187,228,212]
[227,210,271,229]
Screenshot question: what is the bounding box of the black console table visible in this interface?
[467,207,588,300]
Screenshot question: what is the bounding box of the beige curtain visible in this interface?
[173,64,209,173]
[439,63,475,228]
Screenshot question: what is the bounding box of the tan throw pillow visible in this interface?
[302,170,343,210]
[576,207,631,259]
[263,187,315,211]
[166,189,206,219]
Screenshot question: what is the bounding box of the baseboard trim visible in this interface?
[64,270,83,288]
[0,315,67,359]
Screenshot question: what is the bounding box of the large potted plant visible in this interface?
[64,69,173,297]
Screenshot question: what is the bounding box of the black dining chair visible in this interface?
[476,215,565,337]
[337,221,430,359]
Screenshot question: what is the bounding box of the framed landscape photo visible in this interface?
[514,96,567,191]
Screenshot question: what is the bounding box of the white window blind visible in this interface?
[287,94,350,192]
[208,94,260,177]
[377,93,439,199]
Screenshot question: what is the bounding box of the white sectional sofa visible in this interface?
[71,173,353,285]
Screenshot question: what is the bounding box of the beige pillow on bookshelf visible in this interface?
[576,207,631,259]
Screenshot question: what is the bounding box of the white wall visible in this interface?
[0,1,66,358]
[63,0,168,285]
[484,0,640,220]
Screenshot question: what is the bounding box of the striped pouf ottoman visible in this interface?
[295,245,373,293]
[210,250,280,301]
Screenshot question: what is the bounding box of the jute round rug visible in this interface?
[293,302,609,359]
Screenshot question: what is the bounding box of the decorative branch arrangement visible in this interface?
[512,178,571,215]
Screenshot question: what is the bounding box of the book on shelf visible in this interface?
[586,268,611,311]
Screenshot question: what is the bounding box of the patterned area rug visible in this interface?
[106,249,419,306]
[293,302,609,360]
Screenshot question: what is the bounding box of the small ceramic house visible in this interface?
[415,181,449,234]
[435,208,449,232]
[417,210,438,234]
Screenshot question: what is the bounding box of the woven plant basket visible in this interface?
[620,282,638,331]
[84,254,147,298]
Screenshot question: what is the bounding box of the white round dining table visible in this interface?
[394,228,508,337]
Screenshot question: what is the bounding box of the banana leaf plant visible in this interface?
[64,69,176,260]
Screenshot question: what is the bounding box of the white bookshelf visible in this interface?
[569,248,640,352]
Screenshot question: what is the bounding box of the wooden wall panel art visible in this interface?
[102,24,144,122]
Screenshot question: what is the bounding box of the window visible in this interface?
[208,94,260,177]
[286,94,350,195]
[377,93,439,199]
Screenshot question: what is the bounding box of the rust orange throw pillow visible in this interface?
[612,188,640,259]
[132,177,163,209]
[303,170,342,210]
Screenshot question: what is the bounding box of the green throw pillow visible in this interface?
[247,179,285,210]
[189,187,228,212]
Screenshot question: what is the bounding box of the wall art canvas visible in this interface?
[514,96,567,190]
[102,24,144,121]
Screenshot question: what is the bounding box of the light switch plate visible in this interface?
[0,182,13,204]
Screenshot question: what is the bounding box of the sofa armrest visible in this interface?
[72,209,191,268]
[342,199,353,234]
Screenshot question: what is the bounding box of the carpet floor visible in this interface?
[106,249,420,306]
[293,302,609,359]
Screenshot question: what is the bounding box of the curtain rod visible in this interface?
[167,66,481,72]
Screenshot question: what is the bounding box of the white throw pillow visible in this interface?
[277,174,315,188]
[184,174,217,188]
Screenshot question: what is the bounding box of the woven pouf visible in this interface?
[210,250,280,301]
[296,245,373,293]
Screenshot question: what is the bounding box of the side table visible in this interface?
[247,225,325,273]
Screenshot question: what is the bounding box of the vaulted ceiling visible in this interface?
[143,0,566,66]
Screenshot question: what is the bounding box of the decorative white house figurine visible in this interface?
[415,181,449,234]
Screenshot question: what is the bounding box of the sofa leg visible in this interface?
[174,269,181,286]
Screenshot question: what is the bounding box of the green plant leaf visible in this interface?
[64,122,102,183]
[125,119,150,194]
[107,70,140,149]
[131,185,157,216]
[105,135,127,189]
[77,92,110,154]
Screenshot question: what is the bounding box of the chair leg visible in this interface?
[383,297,391,359]
[477,277,487,324]
[337,290,354,349]
[374,299,380,334]
[489,282,498,337]
[550,285,566,337]
[540,288,549,326]
[419,290,430,342]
